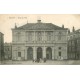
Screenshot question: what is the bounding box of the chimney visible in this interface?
[62,24,64,28]
[37,19,41,23]
[68,29,70,34]
[72,26,75,32]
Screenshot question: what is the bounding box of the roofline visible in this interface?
[0,32,4,35]
[11,22,68,31]
[11,29,68,32]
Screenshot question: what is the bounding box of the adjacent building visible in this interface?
[68,27,80,59]
[4,43,12,60]
[12,20,68,61]
[0,32,4,60]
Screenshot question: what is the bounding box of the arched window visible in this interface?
[46,47,52,60]
[27,47,33,60]
[37,47,43,59]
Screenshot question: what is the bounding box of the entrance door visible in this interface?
[27,47,33,60]
[37,47,43,59]
[46,47,52,60]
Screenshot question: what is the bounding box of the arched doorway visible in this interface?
[27,47,33,60]
[46,47,52,60]
[37,47,43,59]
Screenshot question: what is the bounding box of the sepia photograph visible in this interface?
[1,1,80,80]
[0,14,80,65]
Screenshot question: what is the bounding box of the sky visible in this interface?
[0,14,80,43]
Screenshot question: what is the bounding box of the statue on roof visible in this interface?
[15,23,17,29]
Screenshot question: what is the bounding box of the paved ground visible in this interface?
[0,60,80,65]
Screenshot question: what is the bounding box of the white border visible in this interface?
[0,0,80,80]
[0,0,80,14]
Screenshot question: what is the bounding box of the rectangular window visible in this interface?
[59,52,61,56]
[59,47,61,50]
[18,52,21,57]
[8,48,9,51]
[28,32,32,41]
[58,32,62,40]
[47,32,52,41]
[37,32,42,41]
[58,36,61,40]
[17,32,21,41]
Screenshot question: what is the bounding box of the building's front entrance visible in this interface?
[37,47,43,59]
[27,47,33,60]
[46,47,52,60]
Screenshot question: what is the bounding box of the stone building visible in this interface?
[68,27,80,59]
[4,43,12,60]
[12,20,68,61]
[0,32,4,60]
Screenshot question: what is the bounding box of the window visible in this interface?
[37,32,42,41]
[18,52,21,57]
[8,48,9,51]
[70,36,73,39]
[68,36,70,40]
[69,41,72,46]
[72,41,75,46]
[58,32,62,40]
[59,47,61,50]
[47,32,52,41]
[17,32,21,41]
[59,52,61,56]
[28,32,32,41]
[77,40,80,44]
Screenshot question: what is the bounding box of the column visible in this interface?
[26,32,28,42]
[21,50,25,60]
[34,31,35,42]
[44,31,46,43]
[25,47,27,60]
[52,31,54,41]
[13,50,17,60]
[33,47,36,60]
[25,31,27,42]
[43,46,46,58]
[52,47,54,59]
[16,50,18,60]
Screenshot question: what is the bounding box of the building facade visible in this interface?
[12,20,68,61]
[68,27,80,59]
[0,32,4,60]
[4,43,12,60]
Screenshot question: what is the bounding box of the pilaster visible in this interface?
[43,46,46,58]
[33,47,36,60]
